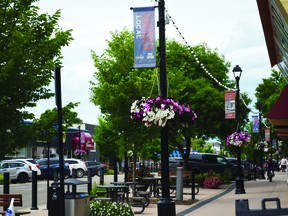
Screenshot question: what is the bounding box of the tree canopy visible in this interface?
[90,29,251,165]
[254,69,286,117]
[0,0,73,155]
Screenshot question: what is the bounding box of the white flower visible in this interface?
[130,97,197,128]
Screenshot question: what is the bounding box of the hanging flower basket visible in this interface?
[255,141,268,150]
[73,149,86,157]
[266,147,276,153]
[130,97,197,128]
[226,131,251,147]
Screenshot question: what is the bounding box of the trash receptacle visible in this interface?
[51,179,90,216]
[65,192,90,216]
[48,185,61,216]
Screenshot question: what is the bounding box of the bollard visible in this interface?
[191,170,195,200]
[176,167,183,201]
[100,169,104,185]
[3,172,9,194]
[113,166,118,182]
[53,170,58,182]
[87,169,92,193]
[72,169,77,193]
[31,171,39,210]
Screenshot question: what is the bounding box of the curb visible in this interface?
[176,183,235,216]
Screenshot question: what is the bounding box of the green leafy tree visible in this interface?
[32,102,82,142]
[255,69,286,117]
[254,69,287,155]
[91,29,159,164]
[90,29,251,169]
[0,1,73,156]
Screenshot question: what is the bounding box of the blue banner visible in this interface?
[252,115,259,133]
[133,7,156,68]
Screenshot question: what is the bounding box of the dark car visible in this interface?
[85,161,107,176]
[169,153,234,179]
[225,157,251,180]
[36,158,71,179]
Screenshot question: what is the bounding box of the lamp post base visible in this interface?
[235,177,246,194]
[157,198,176,216]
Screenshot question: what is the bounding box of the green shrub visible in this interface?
[90,182,107,196]
[106,169,114,175]
[0,174,3,185]
[220,169,232,184]
[90,200,134,216]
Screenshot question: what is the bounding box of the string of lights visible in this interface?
[165,8,260,115]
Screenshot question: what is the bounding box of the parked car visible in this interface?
[168,158,183,171]
[13,158,41,176]
[169,153,234,178]
[0,160,32,183]
[65,158,87,178]
[36,158,71,179]
[225,157,251,180]
[84,161,107,176]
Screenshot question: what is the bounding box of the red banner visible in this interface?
[225,91,235,119]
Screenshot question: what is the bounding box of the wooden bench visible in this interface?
[158,170,192,177]
[0,194,31,216]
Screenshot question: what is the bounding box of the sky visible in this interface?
[28,0,274,125]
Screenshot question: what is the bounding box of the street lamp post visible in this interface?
[78,125,81,159]
[233,65,246,194]
[257,101,265,179]
[157,0,176,215]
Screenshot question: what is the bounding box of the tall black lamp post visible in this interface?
[157,0,176,215]
[78,125,81,159]
[233,65,246,194]
[257,101,265,179]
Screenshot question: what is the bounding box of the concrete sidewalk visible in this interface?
[23,171,288,215]
[177,171,288,216]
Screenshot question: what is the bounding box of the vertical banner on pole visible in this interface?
[252,115,259,133]
[225,91,235,119]
[265,128,270,141]
[133,6,156,68]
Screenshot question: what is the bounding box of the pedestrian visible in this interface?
[266,157,274,182]
[280,156,287,172]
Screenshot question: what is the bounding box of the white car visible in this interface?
[65,158,87,178]
[0,160,32,183]
[14,158,41,176]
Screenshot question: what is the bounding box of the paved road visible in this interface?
[0,174,124,209]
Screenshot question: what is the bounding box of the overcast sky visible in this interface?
[28,0,273,125]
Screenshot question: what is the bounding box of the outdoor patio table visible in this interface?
[142,177,161,197]
[97,184,129,202]
[110,182,137,202]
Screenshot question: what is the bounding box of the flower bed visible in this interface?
[203,177,223,189]
[90,200,133,216]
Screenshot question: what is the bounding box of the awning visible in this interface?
[72,132,95,151]
[267,84,288,138]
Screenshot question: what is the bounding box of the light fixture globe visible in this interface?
[233,65,242,79]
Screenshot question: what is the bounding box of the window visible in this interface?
[1,163,8,169]
[205,155,217,163]
[66,160,77,164]
[217,156,228,165]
